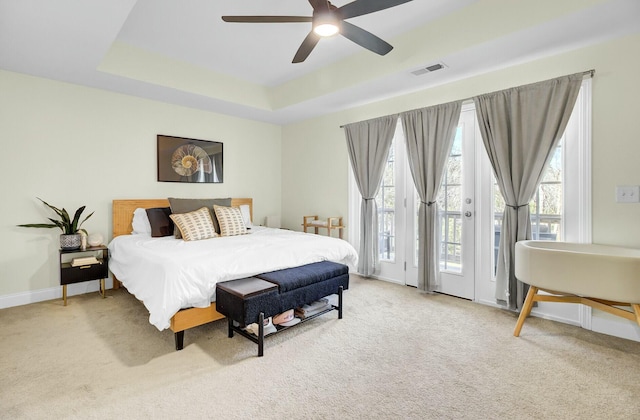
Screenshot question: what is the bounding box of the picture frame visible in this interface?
[157,135,223,183]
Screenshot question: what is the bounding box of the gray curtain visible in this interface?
[344,116,398,276]
[474,73,583,309]
[400,102,462,292]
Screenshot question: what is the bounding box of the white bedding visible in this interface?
[108,227,358,330]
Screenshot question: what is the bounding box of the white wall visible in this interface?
[0,70,281,300]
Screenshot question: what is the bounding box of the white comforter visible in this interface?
[108,227,358,330]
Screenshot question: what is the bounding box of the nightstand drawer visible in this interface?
[60,261,108,285]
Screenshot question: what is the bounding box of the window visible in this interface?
[493,140,563,243]
[376,137,396,261]
[493,141,563,274]
[438,126,463,272]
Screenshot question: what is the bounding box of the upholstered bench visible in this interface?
[215,261,349,356]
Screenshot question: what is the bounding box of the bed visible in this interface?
[109,198,358,349]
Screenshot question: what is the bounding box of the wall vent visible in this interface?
[411,62,446,76]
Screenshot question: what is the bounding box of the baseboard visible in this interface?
[369,274,407,286]
[590,310,640,342]
[530,308,582,327]
[0,277,114,309]
[475,298,582,326]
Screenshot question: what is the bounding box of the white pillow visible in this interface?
[214,205,248,237]
[169,207,218,241]
[239,204,253,228]
[132,208,152,235]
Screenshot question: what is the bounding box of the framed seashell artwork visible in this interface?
[157,134,223,183]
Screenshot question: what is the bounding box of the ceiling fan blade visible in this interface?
[293,32,321,63]
[222,16,312,23]
[338,0,413,20]
[340,21,393,56]
[308,0,324,11]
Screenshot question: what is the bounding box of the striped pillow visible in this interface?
[214,205,248,237]
[169,207,218,241]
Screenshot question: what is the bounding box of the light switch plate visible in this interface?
[616,185,640,203]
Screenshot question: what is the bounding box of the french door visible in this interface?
[375,122,418,286]
[435,107,477,299]
[374,108,478,296]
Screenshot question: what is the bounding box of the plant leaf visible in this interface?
[78,211,93,229]
[60,208,71,226]
[37,197,64,219]
[71,206,85,233]
[21,198,93,234]
[47,218,65,232]
[17,223,58,229]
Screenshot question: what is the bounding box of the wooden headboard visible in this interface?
[112,198,253,238]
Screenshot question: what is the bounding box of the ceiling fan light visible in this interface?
[314,23,339,37]
[313,10,339,37]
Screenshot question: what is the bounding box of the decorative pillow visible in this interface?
[145,207,174,237]
[239,204,252,228]
[214,205,248,237]
[132,208,152,235]
[168,197,231,237]
[169,207,218,241]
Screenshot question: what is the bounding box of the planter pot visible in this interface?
[60,233,82,250]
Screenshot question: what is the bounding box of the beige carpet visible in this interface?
[2,275,639,419]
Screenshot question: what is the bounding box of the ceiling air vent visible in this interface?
[411,62,446,76]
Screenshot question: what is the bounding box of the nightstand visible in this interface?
[59,245,109,306]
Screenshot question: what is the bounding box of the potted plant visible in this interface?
[18,198,94,250]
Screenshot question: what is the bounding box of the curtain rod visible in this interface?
[339,69,595,129]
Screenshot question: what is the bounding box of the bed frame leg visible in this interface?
[258,312,264,357]
[175,331,185,351]
[514,286,538,337]
[338,286,344,319]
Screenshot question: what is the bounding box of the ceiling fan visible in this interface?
[221,0,414,63]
